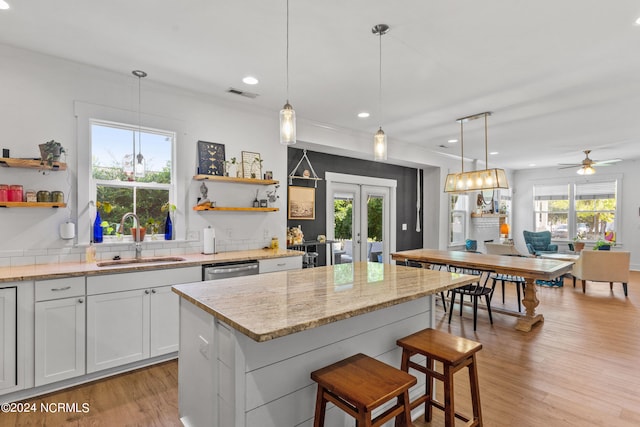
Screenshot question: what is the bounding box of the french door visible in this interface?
[326,173,396,264]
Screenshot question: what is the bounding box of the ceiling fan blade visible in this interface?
[593,159,622,166]
[558,165,580,169]
[558,163,581,167]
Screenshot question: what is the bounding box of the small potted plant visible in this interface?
[593,231,616,251]
[572,232,586,252]
[224,157,238,177]
[39,140,66,167]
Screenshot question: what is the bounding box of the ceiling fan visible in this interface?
[558,150,622,175]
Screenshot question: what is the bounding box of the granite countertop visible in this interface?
[172,261,478,342]
[0,248,304,283]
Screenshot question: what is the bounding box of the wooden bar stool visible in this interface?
[396,328,483,427]
[310,353,416,427]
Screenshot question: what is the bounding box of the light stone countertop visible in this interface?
[172,261,478,342]
[0,248,303,283]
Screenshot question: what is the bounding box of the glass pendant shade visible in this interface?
[135,151,146,178]
[280,102,296,145]
[122,154,134,179]
[577,165,595,175]
[373,127,387,161]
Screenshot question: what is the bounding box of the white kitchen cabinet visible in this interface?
[35,277,86,386]
[87,288,150,373]
[86,266,200,373]
[0,287,17,391]
[150,285,179,357]
[258,256,302,273]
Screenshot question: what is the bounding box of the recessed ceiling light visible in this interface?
[489,151,499,155]
[0,1,10,10]
[635,16,640,25]
[357,112,370,118]
[447,139,458,144]
[529,163,536,167]
[242,76,259,85]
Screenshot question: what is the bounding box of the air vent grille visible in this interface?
[227,87,259,99]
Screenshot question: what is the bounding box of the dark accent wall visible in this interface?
[287,148,423,265]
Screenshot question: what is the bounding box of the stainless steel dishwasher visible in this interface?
[202,260,259,281]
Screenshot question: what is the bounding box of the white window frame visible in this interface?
[532,175,622,244]
[75,101,183,246]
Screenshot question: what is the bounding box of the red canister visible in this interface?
[0,185,8,202]
[8,184,23,202]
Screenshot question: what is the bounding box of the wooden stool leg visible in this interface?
[313,385,326,427]
[468,354,483,426]
[443,363,455,427]
[425,356,433,422]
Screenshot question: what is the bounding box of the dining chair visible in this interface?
[448,268,495,331]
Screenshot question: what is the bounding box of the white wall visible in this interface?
[0,43,463,265]
[512,160,640,270]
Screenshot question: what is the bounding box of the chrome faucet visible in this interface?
[119,212,143,259]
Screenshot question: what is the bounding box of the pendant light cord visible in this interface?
[460,120,464,173]
[378,29,382,128]
[286,0,290,102]
[484,112,488,169]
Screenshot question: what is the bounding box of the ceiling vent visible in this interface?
[227,87,259,99]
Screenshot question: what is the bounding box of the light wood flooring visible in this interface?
[5,272,640,426]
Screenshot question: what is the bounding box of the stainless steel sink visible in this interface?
[96,256,186,267]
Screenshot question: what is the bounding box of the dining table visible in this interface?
[391,249,575,332]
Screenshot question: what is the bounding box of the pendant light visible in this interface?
[372,24,389,161]
[132,70,147,178]
[444,112,509,193]
[279,0,296,145]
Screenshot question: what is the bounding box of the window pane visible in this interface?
[92,122,172,184]
[575,181,616,240]
[533,184,569,234]
[137,188,170,229]
[97,185,133,235]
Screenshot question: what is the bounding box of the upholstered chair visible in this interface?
[571,250,630,296]
[523,230,558,256]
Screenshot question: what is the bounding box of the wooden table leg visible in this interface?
[515,277,544,332]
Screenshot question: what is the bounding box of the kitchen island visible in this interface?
[172,261,477,427]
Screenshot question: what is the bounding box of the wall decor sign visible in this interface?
[288,186,315,220]
[241,151,261,179]
[197,141,225,176]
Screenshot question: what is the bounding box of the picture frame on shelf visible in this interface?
[197,141,225,176]
[241,151,261,179]
[288,186,315,220]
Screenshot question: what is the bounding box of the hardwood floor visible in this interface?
[5,272,640,426]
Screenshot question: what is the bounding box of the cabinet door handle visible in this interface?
[151,289,156,294]
[78,298,84,304]
[145,290,150,294]
[51,286,71,291]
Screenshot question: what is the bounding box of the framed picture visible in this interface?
[197,141,225,176]
[241,151,261,178]
[288,186,315,220]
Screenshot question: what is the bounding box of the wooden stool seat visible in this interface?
[396,328,483,427]
[310,353,416,427]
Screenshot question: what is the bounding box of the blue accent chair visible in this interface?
[523,230,558,256]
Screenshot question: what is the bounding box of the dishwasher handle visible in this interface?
[208,264,258,275]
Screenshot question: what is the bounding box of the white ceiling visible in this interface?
[3,0,640,170]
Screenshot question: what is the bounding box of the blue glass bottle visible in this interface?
[164,211,173,240]
[93,210,103,243]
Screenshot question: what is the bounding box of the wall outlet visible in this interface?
[402,223,407,231]
[187,230,199,241]
[263,229,269,240]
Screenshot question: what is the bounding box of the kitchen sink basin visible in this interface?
[96,256,187,267]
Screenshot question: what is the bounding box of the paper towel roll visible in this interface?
[203,227,215,254]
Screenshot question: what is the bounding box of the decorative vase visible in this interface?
[164,212,173,240]
[574,242,585,252]
[93,210,103,243]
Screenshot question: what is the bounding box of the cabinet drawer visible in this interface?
[87,266,201,295]
[258,256,302,274]
[35,277,85,302]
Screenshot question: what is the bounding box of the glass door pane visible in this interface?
[332,183,360,263]
[362,185,389,263]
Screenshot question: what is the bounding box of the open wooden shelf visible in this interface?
[0,202,66,208]
[193,175,278,185]
[193,205,279,212]
[0,157,67,171]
